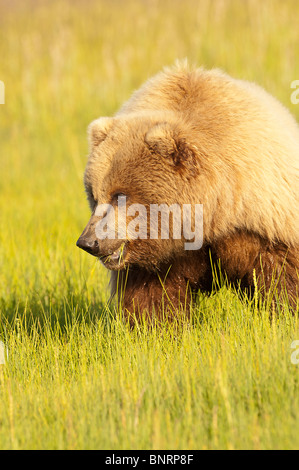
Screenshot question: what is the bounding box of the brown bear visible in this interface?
[77,62,299,320]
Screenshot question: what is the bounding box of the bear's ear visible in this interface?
[88,117,114,149]
[145,123,177,159]
[145,122,198,172]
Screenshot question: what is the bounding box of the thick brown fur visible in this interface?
[110,232,298,322]
[78,62,299,320]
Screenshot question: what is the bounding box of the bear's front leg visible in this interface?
[110,266,193,323]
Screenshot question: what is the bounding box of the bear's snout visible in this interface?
[77,216,101,257]
[77,216,127,268]
[76,234,100,257]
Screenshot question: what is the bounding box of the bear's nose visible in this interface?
[76,236,100,257]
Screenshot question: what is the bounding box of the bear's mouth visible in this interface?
[99,244,127,270]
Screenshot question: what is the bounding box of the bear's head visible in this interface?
[76,111,204,271]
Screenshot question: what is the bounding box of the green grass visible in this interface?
[0,0,299,450]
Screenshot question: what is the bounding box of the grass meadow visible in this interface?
[0,0,299,450]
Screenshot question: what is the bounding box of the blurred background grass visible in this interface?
[0,0,299,450]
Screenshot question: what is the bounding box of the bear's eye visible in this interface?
[88,195,97,211]
[90,191,97,202]
[111,192,127,203]
[85,185,97,210]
